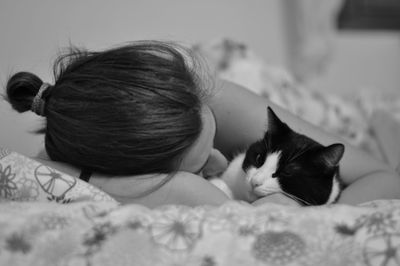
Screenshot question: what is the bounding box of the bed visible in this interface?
[1,39,400,266]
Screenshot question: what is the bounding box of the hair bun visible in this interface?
[6,72,44,113]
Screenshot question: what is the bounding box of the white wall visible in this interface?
[308,32,400,94]
[280,0,400,95]
[0,0,286,156]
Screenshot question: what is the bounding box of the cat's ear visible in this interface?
[318,143,345,168]
[267,107,288,134]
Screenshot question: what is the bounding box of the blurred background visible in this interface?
[1,0,400,157]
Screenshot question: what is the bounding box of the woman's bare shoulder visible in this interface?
[90,171,229,208]
[127,172,229,208]
[165,172,230,206]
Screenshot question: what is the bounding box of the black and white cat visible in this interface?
[218,107,345,206]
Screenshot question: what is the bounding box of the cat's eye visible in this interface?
[272,172,278,178]
[255,154,262,165]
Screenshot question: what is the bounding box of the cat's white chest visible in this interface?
[326,175,341,204]
[218,154,255,201]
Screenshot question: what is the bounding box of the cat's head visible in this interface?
[242,107,345,205]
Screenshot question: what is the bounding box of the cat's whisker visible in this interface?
[258,188,312,206]
[280,191,312,206]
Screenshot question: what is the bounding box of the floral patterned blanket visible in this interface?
[1,149,400,265]
[0,199,400,266]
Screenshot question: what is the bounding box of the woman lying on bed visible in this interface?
[5,41,400,208]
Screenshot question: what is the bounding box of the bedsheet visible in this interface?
[1,199,400,266]
[1,149,400,265]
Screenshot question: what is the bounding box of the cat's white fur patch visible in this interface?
[326,174,341,204]
[247,151,282,196]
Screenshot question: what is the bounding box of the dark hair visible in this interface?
[6,41,211,176]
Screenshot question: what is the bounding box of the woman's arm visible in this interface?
[209,79,400,204]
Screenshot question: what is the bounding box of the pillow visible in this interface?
[0,147,117,204]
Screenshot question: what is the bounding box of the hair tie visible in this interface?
[31,82,51,117]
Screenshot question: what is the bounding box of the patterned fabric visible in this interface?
[1,146,400,265]
[1,199,400,265]
[0,147,117,203]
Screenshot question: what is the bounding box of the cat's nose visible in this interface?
[250,178,263,188]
